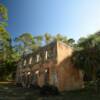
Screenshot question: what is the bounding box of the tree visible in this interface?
[15,33,36,56]
[72,33,100,81]
[67,38,75,46]
[34,35,43,48]
[0,3,10,61]
[0,3,8,27]
[0,4,17,80]
[44,33,52,45]
[54,33,64,41]
[61,36,68,44]
[53,34,75,47]
[0,23,11,61]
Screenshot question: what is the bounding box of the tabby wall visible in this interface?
[56,42,84,91]
[16,41,84,91]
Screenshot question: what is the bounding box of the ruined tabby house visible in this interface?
[16,41,84,91]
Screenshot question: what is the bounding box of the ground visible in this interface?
[0,82,100,100]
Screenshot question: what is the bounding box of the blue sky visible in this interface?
[1,0,100,41]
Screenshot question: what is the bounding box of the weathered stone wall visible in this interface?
[56,42,84,91]
[16,41,57,86]
[57,42,73,64]
[31,60,57,87]
[56,60,84,91]
[16,41,84,91]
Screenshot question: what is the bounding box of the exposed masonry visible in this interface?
[21,41,57,67]
[16,41,84,91]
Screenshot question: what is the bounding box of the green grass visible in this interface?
[0,82,100,100]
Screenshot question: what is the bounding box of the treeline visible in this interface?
[0,3,100,83]
[14,33,75,56]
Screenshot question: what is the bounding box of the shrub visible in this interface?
[40,84,60,96]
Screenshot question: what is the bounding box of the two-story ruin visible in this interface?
[16,41,84,91]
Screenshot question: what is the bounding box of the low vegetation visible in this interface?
[0,82,100,100]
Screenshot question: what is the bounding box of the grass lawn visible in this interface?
[0,82,100,100]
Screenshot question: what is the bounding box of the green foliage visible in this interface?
[67,38,75,47]
[72,32,100,81]
[34,35,43,47]
[0,3,17,80]
[54,33,64,41]
[44,33,52,44]
[0,3,8,20]
[0,22,8,27]
[15,33,38,56]
[0,3,8,29]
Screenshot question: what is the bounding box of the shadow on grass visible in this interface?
[0,82,100,100]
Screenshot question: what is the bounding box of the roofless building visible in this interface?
[16,41,84,91]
